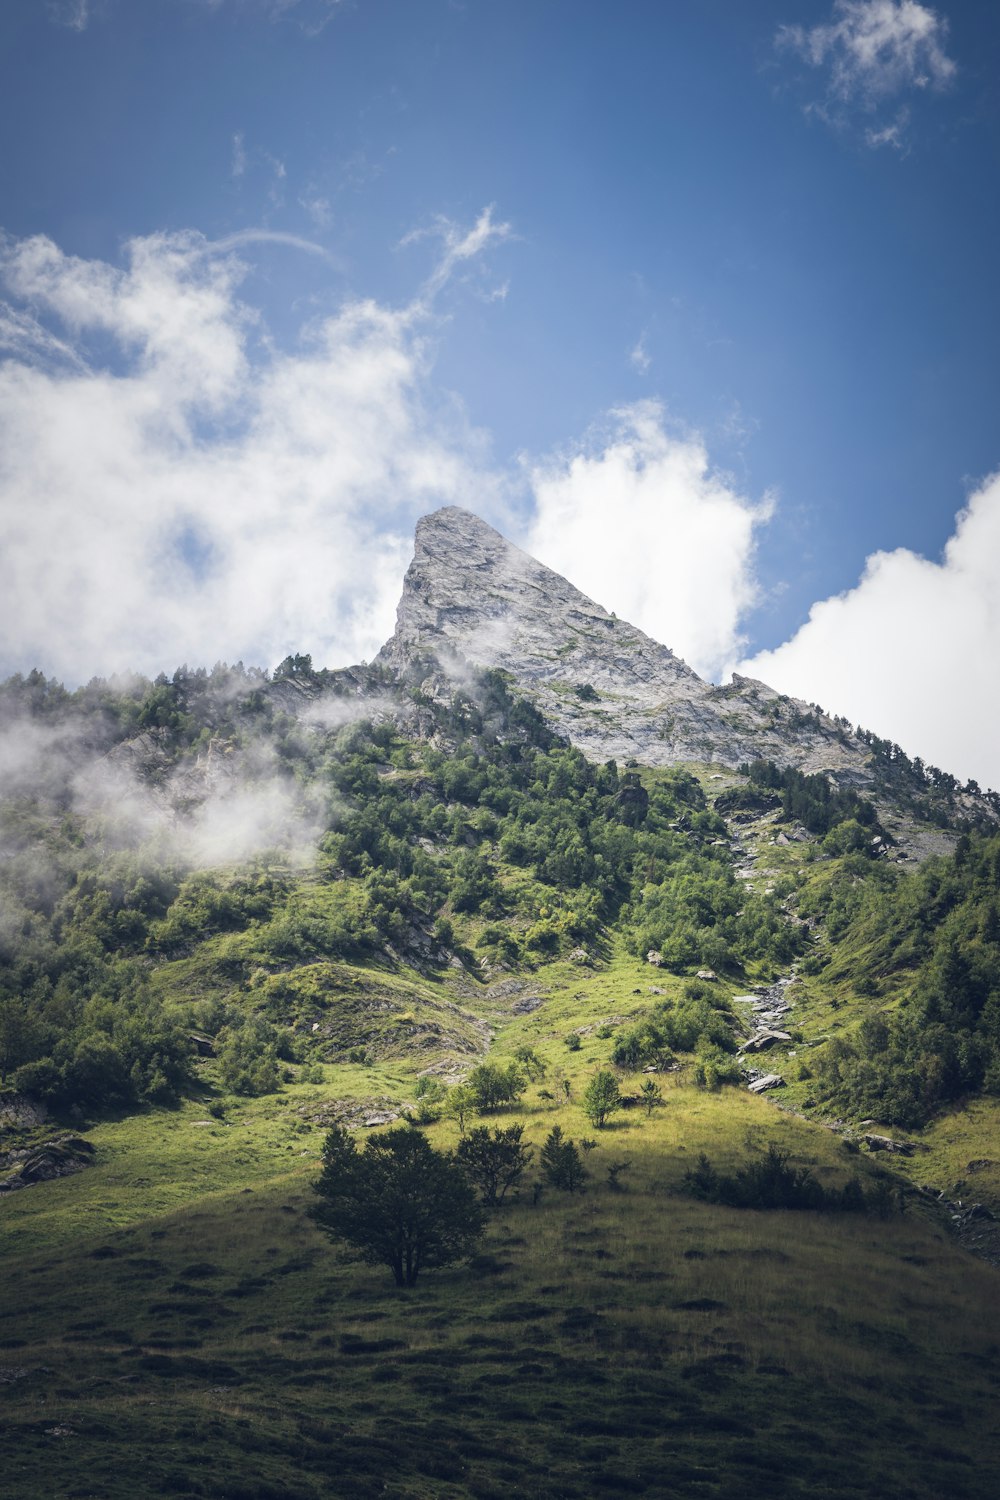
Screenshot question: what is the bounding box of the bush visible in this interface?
[683,1145,878,1214]
[467,1061,526,1113]
[216,1016,282,1097]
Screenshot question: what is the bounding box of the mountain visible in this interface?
[378,505,863,774]
[3,509,1000,1499]
[374,506,992,854]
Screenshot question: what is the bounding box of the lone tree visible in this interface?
[540,1126,588,1193]
[446,1083,475,1134]
[457,1124,533,1206]
[309,1125,484,1287]
[583,1069,622,1128]
[640,1079,663,1116]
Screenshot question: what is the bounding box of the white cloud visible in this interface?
[401,205,514,303]
[740,471,1000,791]
[75,740,324,867]
[777,0,956,145]
[47,0,91,30]
[629,333,651,374]
[0,708,325,870]
[299,194,334,229]
[0,301,89,371]
[0,220,505,687]
[778,1,955,98]
[6,212,998,795]
[231,132,247,180]
[865,107,911,150]
[524,402,773,680]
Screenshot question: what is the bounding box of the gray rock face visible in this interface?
[377,506,873,782]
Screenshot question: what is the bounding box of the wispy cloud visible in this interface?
[629,333,651,374]
[299,194,334,229]
[865,107,911,151]
[262,0,345,37]
[47,0,348,35]
[0,708,326,871]
[46,0,92,30]
[776,1,956,146]
[401,205,514,304]
[0,301,90,372]
[209,228,343,266]
[229,134,288,206]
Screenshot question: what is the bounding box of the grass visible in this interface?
[3,803,1000,1498]
[4,966,1000,1499]
[3,1144,997,1498]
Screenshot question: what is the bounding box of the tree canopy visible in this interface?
[309,1125,484,1287]
[456,1124,533,1206]
[582,1069,622,1128]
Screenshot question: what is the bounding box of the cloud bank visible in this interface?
[0,226,501,685]
[741,470,1000,790]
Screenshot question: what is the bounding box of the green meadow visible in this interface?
[3,949,999,1500]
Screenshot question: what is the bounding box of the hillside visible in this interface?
[1,509,999,1498]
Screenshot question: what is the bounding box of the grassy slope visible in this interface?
[727,822,1000,1216]
[3,946,1000,1500]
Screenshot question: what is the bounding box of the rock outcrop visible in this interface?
[377,506,875,783]
[0,1135,96,1194]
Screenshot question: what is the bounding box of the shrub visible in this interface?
[467,1061,526,1113]
[683,1145,879,1214]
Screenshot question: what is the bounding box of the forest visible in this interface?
[1,662,999,1139]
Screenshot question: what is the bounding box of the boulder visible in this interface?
[863,1133,913,1156]
[747,1073,786,1094]
[739,1029,793,1054]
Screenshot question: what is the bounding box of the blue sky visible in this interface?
[1,0,999,785]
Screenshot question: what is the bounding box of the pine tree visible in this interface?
[540,1126,587,1193]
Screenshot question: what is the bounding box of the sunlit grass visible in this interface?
[3,912,999,1496]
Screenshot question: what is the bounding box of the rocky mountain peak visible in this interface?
[378,506,869,782]
[381,505,692,686]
